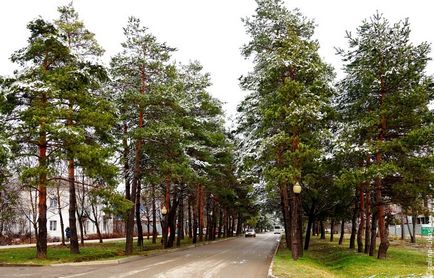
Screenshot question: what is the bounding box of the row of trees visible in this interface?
[235,0,433,260]
[0,3,255,259]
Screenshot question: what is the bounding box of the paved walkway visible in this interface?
[0,237,134,249]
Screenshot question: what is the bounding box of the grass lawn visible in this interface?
[0,238,196,265]
[273,236,429,278]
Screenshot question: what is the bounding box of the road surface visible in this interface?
[0,233,280,278]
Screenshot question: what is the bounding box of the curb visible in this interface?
[267,236,281,278]
[0,263,43,267]
[50,236,239,267]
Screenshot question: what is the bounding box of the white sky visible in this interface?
[1,0,433,120]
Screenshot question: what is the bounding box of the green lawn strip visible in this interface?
[0,238,196,265]
[273,238,428,278]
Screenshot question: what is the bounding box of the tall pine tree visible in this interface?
[240,0,334,260]
[337,12,434,259]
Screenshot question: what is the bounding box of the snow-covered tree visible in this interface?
[240,0,334,260]
[110,16,176,253]
[53,2,117,254]
[337,12,434,258]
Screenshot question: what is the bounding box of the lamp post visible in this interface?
[293,181,302,194]
[291,180,302,260]
[161,205,168,248]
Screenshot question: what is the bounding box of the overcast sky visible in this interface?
[1,0,433,120]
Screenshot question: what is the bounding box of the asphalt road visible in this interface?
[0,233,280,278]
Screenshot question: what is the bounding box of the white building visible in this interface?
[17,181,114,240]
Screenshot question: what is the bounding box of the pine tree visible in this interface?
[337,12,434,259]
[240,0,334,260]
[54,3,116,254]
[110,16,175,254]
[1,18,71,258]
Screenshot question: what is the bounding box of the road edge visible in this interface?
[267,235,281,278]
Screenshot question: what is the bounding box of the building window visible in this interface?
[49,197,58,209]
[49,220,57,231]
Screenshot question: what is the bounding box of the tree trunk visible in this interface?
[291,188,302,260]
[198,186,205,242]
[231,213,236,237]
[90,203,103,244]
[218,208,223,238]
[376,78,389,259]
[76,209,84,245]
[36,133,48,259]
[407,215,416,243]
[188,198,192,239]
[339,219,345,245]
[126,66,146,255]
[176,195,183,247]
[330,219,335,242]
[375,176,389,259]
[304,212,314,250]
[349,195,358,249]
[312,221,316,236]
[280,183,291,249]
[187,197,193,239]
[135,180,143,250]
[146,215,150,240]
[192,195,198,244]
[357,184,365,253]
[167,200,178,248]
[400,214,405,240]
[152,184,157,244]
[123,122,130,203]
[68,159,80,254]
[320,220,326,240]
[364,189,371,254]
[224,211,229,237]
[56,185,66,246]
[369,203,377,256]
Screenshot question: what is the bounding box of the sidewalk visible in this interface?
[0,237,132,249]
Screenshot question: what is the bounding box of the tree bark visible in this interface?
[68,159,80,254]
[152,184,157,244]
[349,194,358,249]
[369,202,377,256]
[320,220,326,240]
[280,183,291,249]
[330,219,335,242]
[56,185,66,246]
[198,186,205,242]
[304,212,314,250]
[375,176,389,258]
[192,195,198,244]
[364,188,371,254]
[162,176,171,248]
[357,184,365,253]
[176,195,183,247]
[291,188,302,260]
[135,180,143,249]
[407,215,416,243]
[400,213,405,240]
[76,209,84,245]
[376,76,389,259]
[218,208,223,238]
[36,130,48,259]
[339,219,345,245]
[188,198,192,239]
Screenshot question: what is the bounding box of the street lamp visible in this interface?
[161,205,168,248]
[293,181,302,194]
[161,205,168,216]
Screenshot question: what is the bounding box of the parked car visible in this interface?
[273,226,282,234]
[245,228,256,237]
